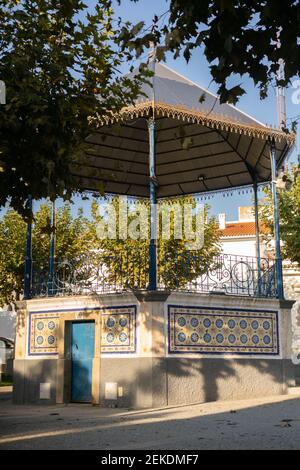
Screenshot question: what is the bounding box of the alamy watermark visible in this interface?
[94,196,205,251]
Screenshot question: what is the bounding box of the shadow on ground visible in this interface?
[1,387,300,450]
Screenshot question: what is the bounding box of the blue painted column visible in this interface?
[48,200,56,296]
[24,196,33,300]
[253,181,262,296]
[270,139,284,299]
[148,119,157,291]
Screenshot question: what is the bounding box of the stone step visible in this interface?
[288,387,300,396]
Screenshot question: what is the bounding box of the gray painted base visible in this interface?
[13,360,57,405]
[13,357,295,408]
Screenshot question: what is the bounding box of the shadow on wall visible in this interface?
[13,346,93,405]
[13,358,57,404]
[119,355,294,408]
[12,346,294,408]
[15,305,26,342]
[97,299,294,408]
[14,346,292,408]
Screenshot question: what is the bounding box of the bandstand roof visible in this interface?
[73,61,295,198]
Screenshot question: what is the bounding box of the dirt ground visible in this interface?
[1,386,300,450]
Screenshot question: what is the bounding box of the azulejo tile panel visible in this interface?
[29,313,59,355]
[28,306,137,355]
[168,306,279,355]
[101,307,136,353]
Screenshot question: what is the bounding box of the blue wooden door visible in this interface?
[71,321,95,403]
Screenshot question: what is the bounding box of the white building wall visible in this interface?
[0,309,16,341]
[221,238,257,257]
[0,309,16,372]
[221,237,268,259]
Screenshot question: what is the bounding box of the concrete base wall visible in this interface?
[13,359,57,405]
[13,357,294,408]
[5,358,13,379]
[166,358,294,405]
[100,357,295,408]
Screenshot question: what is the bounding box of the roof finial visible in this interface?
[276,28,287,130]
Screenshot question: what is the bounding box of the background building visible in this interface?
[0,309,16,380]
[219,207,300,300]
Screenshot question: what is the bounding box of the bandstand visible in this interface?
[13,60,296,407]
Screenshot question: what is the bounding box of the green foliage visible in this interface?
[90,197,150,289]
[0,210,27,305]
[91,196,221,290]
[260,165,300,265]
[0,194,221,302]
[0,0,149,218]
[0,375,13,387]
[166,0,299,105]
[0,202,91,305]
[33,203,92,262]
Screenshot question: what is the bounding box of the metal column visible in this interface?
[148,119,157,291]
[270,139,284,299]
[48,200,56,296]
[253,181,262,296]
[24,196,33,300]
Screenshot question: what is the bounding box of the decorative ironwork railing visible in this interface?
[158,253,277,298]
[30,252,277,299]
[31,251,149,298]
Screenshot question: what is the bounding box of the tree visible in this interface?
[0,210,27,306]
[260,165,300,265]
[90,195,221,290]
[0,0,150,218]
[127,0,299,109]
[33,203,92,261]
[0,195,221,303]
[0,202,92,305]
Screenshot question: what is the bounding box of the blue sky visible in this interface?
[2,0,300,221]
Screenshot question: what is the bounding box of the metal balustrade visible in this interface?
[158,253,276,298]
[30,252,277,299]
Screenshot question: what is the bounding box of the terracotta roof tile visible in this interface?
[221,222,257,237]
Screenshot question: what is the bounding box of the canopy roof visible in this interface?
[73,61,295,198]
